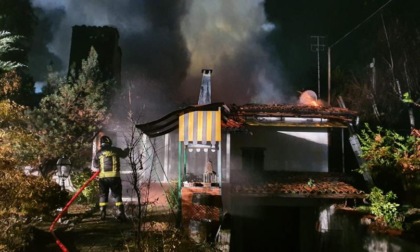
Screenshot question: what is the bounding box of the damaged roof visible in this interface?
[137,103,358,137]
[223,103,358,130]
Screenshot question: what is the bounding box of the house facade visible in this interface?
[136,101,367,251]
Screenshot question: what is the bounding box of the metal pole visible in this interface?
[370,58,376,93]
[317,47,321,98]
[341,128,345,173]
[328,47,331,106]
[311,35,325,99]
[177,141,182,227]
[217,142,222,185]
[226,133,231,183]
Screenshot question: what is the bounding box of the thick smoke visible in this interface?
[29,0,292,121]
[180,0,292,105]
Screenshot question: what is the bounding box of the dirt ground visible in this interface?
[25,203,420,252]
[27,205,144,252]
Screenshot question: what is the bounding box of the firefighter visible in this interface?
[92,135,129,221]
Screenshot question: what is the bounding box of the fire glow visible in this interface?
[299,90,322,107]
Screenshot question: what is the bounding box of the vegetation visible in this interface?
[0,30,112,250]
[0,0,37,106]
[7,47,111,176]
[0,33,112,174]
[357,123,420,204]
[166,181,180,211]
[0,169,68,251]
[357,123,420,175]
[0,0,35,60]
[0,1,419,250]
[367,187,403,229]
[71,168,99,204]
[0,31,25,72]
[124,121,145,249]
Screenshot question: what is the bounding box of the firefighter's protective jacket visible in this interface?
[93,146,129,178]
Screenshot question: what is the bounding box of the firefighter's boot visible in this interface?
[100,206,107,220]
[116,204,127,222]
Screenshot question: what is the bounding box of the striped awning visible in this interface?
[179,108,221,145]
[136,103,225,138]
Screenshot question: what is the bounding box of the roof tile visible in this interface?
[231,171,366,199]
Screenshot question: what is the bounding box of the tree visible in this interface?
[0,29,36,107]
[0,42,26,170]
[336,10,420,129]
[0,31,25,73]
[13,48,111,176]
[0,100,28,169]
[0,0,35,66]
[0,0,38,106]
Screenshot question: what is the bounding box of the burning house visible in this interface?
[136,70,368,251]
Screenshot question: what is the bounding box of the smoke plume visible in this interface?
[29,0,292,120]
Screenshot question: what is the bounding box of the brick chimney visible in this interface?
[198,69,213,105]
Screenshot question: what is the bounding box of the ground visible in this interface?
[25,203,420,251]
[27,204,210,252]
[27,204,134,252]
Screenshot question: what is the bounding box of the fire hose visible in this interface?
[49,170,100,252]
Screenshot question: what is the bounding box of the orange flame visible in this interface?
[299,90,322,107]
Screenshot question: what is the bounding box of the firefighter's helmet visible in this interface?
[100,135,112,146]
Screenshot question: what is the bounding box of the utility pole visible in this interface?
[311,36,325,99]
[370,58,376,93]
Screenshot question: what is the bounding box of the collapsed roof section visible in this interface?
[224,103,358,130]
[136,103,358,137]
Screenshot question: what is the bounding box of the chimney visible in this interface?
[198,69,213,105]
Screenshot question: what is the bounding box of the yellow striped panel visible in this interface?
[187,112,194,141]
[197,111,204,141]
[216,108,221,141]
[179,109,221,143]
[206,111,212,141]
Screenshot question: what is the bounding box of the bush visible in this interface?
[0,169,68,251]
[70,168,99,204]
[357,124,420,198]
[358,124,420,174]
[367,187,403,229]
[165,181,179,212]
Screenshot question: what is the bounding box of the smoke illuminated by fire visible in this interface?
[180,0,291,105]
[299,90,322,107]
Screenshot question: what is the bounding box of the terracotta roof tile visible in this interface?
[231,171,366,199]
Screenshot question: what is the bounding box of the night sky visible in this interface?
[26,0,420,120]
[264,0,420,94]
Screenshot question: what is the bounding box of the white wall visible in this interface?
[230,126,329,172]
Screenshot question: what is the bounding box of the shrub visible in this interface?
[357,124,420,198]
[367,187,403,229]
[165,181,179,212]
[70,168,99,204]
[357,123,420,174]
[0,169,68,251]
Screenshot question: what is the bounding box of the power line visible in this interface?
[327,0,394,105]
[330,0,393,48]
